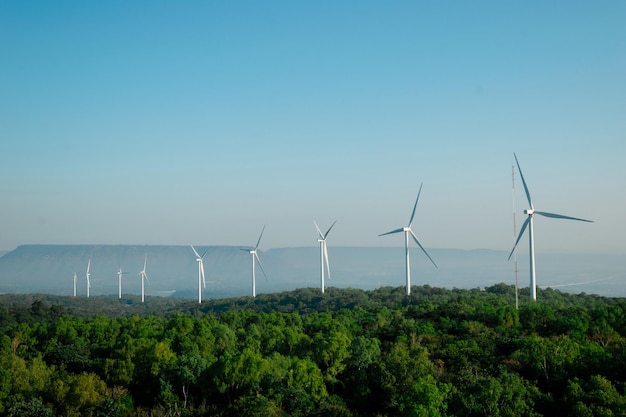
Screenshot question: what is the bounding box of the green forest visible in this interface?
[1,284,626,416]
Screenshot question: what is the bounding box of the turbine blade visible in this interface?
[508,217,530,260]
[143,254,147,272]
[255,224,266,250]
[323,242,331,280]
[201,250,208,259]
[191,245,201,258]
[409,229,438,268]
[314,220,324,239]
[408,183,423,226]
[535,211,593,222]
[87,259,91,274]
[379,228,404,236]
[324,221,337,239]
[255,252,268,281]
[514,153,534,209]
[200,263,206,288]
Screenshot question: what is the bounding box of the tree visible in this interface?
[566,375,626,416]
[397,375,454,417]
[450,371,540,417]
[6,396,54,417]
[61,372,107,416]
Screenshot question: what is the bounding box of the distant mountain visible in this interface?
[0,245,624,298]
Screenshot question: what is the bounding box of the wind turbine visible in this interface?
[508,153,593,301]
[379,183,438,296]
[117,267,127,299]
[138,254,150,303]
[241,225,267,298]
[314,220,336,294]
[191,246,207,304]
[85,259,91,298]
[73,272,77,297]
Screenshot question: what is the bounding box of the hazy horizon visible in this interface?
[1,244,624,299]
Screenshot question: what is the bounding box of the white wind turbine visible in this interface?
[86,259,91,298]
[314,220,336,294]
[508,153,593,301]
[138,254,150,303]
[73,272,77,297]
[117,267,127,299]
[379,183,438,296]
[241,225,267,298]
[191,246,207,304]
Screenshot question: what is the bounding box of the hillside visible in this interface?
[2,285,626,416]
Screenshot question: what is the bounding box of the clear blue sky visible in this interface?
[1,1,624,254]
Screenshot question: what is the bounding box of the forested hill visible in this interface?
[2,285,626,416]
[0,283,619,319]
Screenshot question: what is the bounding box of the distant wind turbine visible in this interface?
[73,272,77,297]
[138,254,150,303]
[379,183,438,296]
[508,153,593,301]
[191,245,207,304]
[86,259,91,298]
[117,267,127,299]
[241,225,268,298]
[314,220,336,294]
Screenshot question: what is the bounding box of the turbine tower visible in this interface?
[85,259,91,298]
[508,153,593,301]
[512,162,519,310]
[241,225,267,298]
[73,272,77,297]
[191,246,207,304]
[138,254,149,303]
[314,220,336,294]
[379,183,438,296]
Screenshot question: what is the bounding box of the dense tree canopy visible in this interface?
[1,284,626,416]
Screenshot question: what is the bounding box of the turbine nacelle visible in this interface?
[525,209,534,215]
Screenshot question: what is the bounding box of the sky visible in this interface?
[1,1,625,255]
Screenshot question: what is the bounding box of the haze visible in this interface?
[1,2,625,256]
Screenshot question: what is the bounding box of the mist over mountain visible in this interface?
[0,245,624,298]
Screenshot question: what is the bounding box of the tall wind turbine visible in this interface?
[314,220,336,294]
[138,254,149,303]
[85,259,91,298]
[241,225,267,298]
[379,183,438,296]
[191,246,207,304]
[508,153,593,301]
